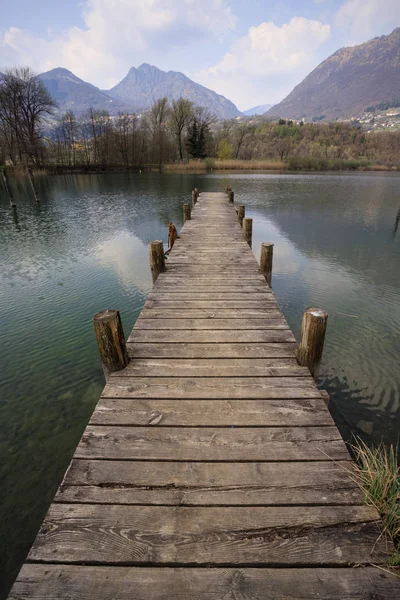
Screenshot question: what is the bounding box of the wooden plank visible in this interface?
[101,376,320,399]
[144,300,280,308]
[127,330,296,343]
[111,358,308,377]
[134,318,289,330]
[127,342,298,358]
[27,504,386,565]
[153,285,271,293]
[140,308,283,318]
[147,293,273,300]
[75,425,348,461]
[55,460,360,505]
[89,398,332,426]
[10,565,399,599]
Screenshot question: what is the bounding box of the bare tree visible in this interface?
[0,67,56,165]
[169,98,193,160]
[148,97,170,170]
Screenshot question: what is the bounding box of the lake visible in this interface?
[0,171,399,597]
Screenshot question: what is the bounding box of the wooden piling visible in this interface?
[192,190,197,206]
[260,242,274,287]
[27,167,40,204]
[238,205,245,227]
[149,240,166,284]
[93,309,129,379]
[183,203,191,222]
[1,169,15,207]
[243,217,252,247]
[296,307,328,377]
[228,190,234,203]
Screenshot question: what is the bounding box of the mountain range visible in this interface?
[267,27,400,121]
[39,64,241,119]
[36,27,400,123]
[243,104,273,116]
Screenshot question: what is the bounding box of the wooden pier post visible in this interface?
[1,169,16,207]
[238,205,245,227]
[183,203,191,222]
[260,242,274,287]
[27,168,40,204]
[93,309,129,379]
[243,217,253,247]
[296,307,328,378]
[192,190,197,206]
[149,240,166,284]
[228,190,234,203]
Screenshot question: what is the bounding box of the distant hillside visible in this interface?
[243,104,273,116]
[267,28,400,121]
[107,63,241,119]
[39,68,127,115]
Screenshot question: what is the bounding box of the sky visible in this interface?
[1,0,399,110]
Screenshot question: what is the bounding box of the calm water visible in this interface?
[0,171,399,596]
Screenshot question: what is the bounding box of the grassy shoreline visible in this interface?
[352,440,400,566]
[164,158,400,172]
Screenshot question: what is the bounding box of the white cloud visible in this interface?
[195,17,331,109]
[0,0,236,88]
[335,0,400,43]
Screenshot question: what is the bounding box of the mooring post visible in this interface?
[192,190,197,206]
[149,240,166,284]
[27,168,40,204]
[260,242,274,287]
[1,169,16,207]
[93,309,129,380]
[296,307,328,378]
[194,188,200,202]
[243,217,253,247]
[238,205,245,227]
[228,190,234,203]
[226,185,232,195]
[183,203,191,222]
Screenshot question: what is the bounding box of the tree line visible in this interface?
[1,67,400,171]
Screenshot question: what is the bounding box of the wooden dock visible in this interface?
[9,192,398,598]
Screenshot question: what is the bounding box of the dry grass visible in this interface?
[363,164,400,171]
[164,159,285,172]
[351,439,400,566]
[164,160,207,172]
[212,159,285,170]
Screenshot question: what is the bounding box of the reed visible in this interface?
[351,439,400,565]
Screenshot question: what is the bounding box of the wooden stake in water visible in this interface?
[183,203,191,222]
[93,309,129,379]
[238,205,245,227]
[27,168,40,204]
[149,240,166,284]
[1,169,16,207]
[296,307,328,378]
[243,217,253,247]
[260,242,274,287]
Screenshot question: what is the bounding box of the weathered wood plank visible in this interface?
[147,292,273,300]
[101,376,320,399]
[127,330,296,343]
[10,565,399,600]
[140,308,283,318]
[55,460,360,505]
[127,342,298,358]
[134,318,289,330]
[75,425,347,461]
[110,358,308,377]
[144,299,280,308]
[27,504,386,565]
[89,398,331,426]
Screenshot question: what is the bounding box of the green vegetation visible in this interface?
[366,99,400,112]
[352,439,400,564]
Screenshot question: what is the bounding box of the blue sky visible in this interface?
[1,0,399,110]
